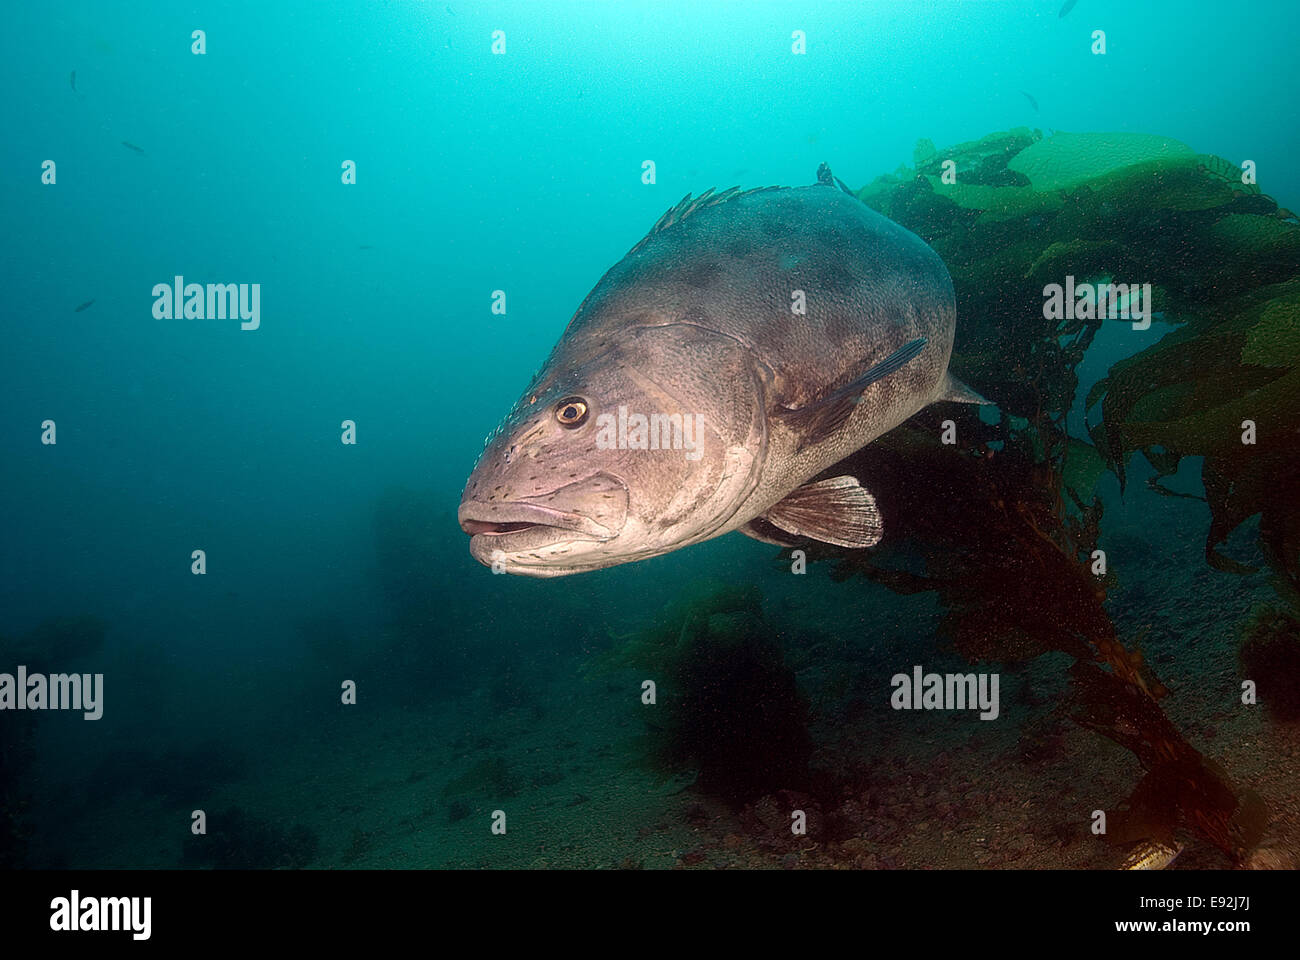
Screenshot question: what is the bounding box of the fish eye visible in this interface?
[554,397,589,428]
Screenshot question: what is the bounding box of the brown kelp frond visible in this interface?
[1070,663,1266,857]
[833,130,1288,860]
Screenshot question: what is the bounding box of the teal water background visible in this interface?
[2,0,1298,867]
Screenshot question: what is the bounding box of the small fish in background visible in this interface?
[121,140,145,154]
[358,244,373,249]
[74,299,95,313]
[1059,0,1079,18]
[1121,839,1183,870]
[70,70,77,93]
[1021,90,1039,112]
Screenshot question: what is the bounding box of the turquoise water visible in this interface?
[2,0,1298,869]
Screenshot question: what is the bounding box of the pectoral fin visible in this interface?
[747,475,883,548]
[774,337,927,445]
[739,518,801,547]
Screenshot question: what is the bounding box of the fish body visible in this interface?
[74,299,95,313]
[1121,840,1184,870]
[459,170,982,577]
[121,140,145,154]
[1059,0,1078,18]
[1021,90,1039,112]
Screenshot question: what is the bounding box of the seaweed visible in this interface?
[1088,281,1300,585]
[827,410,1108,665]
[588,583,811,804]
[824,130,1286,860]
[1238,601,1300,721]
[824,401,1261,856]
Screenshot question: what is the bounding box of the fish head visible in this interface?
[459,328,762,577]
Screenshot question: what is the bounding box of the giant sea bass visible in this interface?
[459,166,985,577]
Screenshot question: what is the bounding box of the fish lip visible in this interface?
[457,500,615,541]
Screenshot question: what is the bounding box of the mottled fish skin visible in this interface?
[1121,840,1184,870]
[459,177,965,576]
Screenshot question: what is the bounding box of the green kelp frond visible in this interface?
[1007,131,1195,192]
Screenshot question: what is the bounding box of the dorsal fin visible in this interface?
[627,185,782,256]
[815,161,856,197]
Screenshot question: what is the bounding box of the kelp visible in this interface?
[1088,280,1300,584]
[1238,596,1300,721]
[826,406,1262,857]
[861,128,1299,593]
[1070,662,1267,855]
[1006,132,1196,192]
[586,582,811,803]
[826,409,1109,665]
[839,129,1285,860]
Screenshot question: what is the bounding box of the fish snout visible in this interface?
[458,472,630,546]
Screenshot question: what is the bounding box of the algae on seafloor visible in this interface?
[1239,597,1300,721]
[587,581,812,804]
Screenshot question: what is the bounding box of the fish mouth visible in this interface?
[458,500,615,540]
[458,499,622,570]
[460,518,546,536]
[458,472,631,574]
